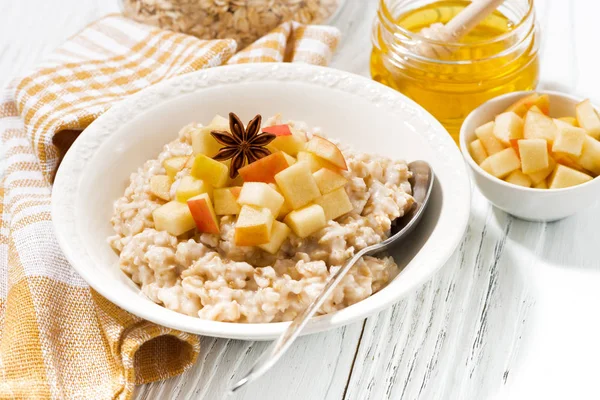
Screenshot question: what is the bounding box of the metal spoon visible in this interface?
[230,160,434,393]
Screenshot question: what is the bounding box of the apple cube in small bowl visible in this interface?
[460,91,600,222]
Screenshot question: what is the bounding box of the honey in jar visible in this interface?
[371,0,539,142]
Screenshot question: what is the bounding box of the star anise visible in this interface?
[211,113,276,178]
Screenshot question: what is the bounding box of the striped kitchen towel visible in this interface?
[0,15,340,400]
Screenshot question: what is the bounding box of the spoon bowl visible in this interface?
[230,160,435,393]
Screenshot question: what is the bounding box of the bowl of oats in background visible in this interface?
[121,0,346,48]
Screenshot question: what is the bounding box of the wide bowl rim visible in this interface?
[460,90,600,194]
[52,63,471,340]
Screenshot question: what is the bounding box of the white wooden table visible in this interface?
[2,1,599,399]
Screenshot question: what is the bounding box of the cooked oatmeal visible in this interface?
[109,115,414,323]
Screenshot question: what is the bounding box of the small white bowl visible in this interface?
[460,90,600,222]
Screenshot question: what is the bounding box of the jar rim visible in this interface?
[379,0,535,48]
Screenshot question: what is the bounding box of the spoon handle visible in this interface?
[229,244,378,393]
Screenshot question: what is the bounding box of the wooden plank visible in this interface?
[344,192,537,399]
[133,324,364,400]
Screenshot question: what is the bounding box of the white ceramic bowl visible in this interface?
[52,63,470,340]
[460,90,600,222]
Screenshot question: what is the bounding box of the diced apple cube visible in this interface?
[548,164,593,189]
[469,139,488,165]
[534,180,547,189]
[575,99,600,139]
[505,93,549,117]
[524,109,557,144]
[191,127,222,157]
[577,135,600,175]
[270,128,307,156]
[297,151,339,173]
[153,201,195,236]
[210,114,229,126]
[213,187,242,215]
[262,124,292,136]
[281,152,296,166]
[314,188,354,221]
[558,117,578,127]
[475,121,505,155]
[190,115,229,157]
[274,162,321,209]
[528,105,543,114]
[494,112,524,145]
[284,204,326,238]
[175,176,212,202]
[479,158,493,175]
[150,175,171,201]
[505,170,532,188]
[518,139,549,174]
[267,184,293,219]
[258,220,291,254]
[187,193,220,234]
[238,152,291,183]
[235,206,274,246]
[190,154,229,188]
[526,157,556,184]
[312,168,348,194]
[552,125,586,157]
[237,182,285,217]
[163,156,189,180]
[486,148,521,178]
[305,135,348,170]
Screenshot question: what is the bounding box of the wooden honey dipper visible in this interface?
[415,0,506,58]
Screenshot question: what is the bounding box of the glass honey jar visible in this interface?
[371,0,540,143]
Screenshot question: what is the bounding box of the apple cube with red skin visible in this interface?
[313,168,348,194]
[258,220,291,254]
[475,121,505,155]
[274,162,321,209]
[191,154,229,188]
[150,175,171,201]
[191,115,228,157]
[238,152,292,183]
[234,206,274,246]
[213,187,242,215]
[524,110,557,144]
[237,182,285,217]
[575,99,600,140]
[163,156,189,180]
[304,135,348,170]
[153,201,195,236]
[297,151,340,173]
[269,127,307,156]
[176,176,212,202]
[262,124,292,136]
[284,204,326,238]
[314,188,354,220]
[494,112,524,145]
[505,93,550,117]
[187,193,220,234]
[548,164,593,189]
